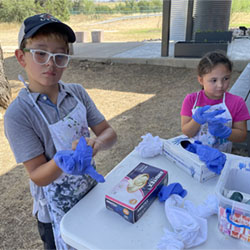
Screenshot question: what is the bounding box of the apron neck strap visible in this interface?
[18,74,50,125]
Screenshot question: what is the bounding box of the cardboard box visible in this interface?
[105,162,168,223]
[216,157,250,243]
[163,135,217,182]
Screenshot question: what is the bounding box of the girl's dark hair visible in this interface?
[197,51,233,77]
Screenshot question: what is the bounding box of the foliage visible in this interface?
[71,0,95,14]
[0,0,248,24]
[0,0,71,22]
[111,0,162,14]
[231,0,250,12]
[137,0,162,13]
[0,0,36,22]
[41,0,72,21]
[71,0,162,15]
[95,5,114,15]
[0,0,162,21]
[114,0,139,14]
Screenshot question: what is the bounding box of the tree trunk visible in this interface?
[0,44,11,109]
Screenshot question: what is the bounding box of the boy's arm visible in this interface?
[181,115,201,138]
[228,120,247,143]
[23,154,62,186]
[87,120,117,156]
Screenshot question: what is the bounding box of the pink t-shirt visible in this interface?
[181,90,250,123]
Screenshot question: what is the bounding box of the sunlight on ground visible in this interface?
[87,88,155,120]
[2,53,14,59]
[0,125,16,176]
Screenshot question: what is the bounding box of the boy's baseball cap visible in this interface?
[18,13,76,47]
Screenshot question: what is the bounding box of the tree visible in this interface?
[0,44,11,109]
[42,0,72,21]
[0,0,36,22]
[0,0,72,22]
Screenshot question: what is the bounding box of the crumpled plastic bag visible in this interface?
[135,133,163,158]
[54,137,105,182]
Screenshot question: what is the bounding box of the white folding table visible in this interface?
[60,141,250,249]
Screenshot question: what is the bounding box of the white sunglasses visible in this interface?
[23,48,71,68]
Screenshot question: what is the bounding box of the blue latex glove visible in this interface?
[184,141,226,174]
[208,117,232,139]
[158,183,187,202]
[54,137,105,182]
[192,105,226,125]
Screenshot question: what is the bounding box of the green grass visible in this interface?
[231,0,250,12]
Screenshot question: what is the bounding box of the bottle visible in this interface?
[230,192,243,202]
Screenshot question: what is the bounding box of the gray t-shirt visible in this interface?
[4,81,105,163]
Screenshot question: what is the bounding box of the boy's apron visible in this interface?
[192,92,232,153]
[20,76,97,249]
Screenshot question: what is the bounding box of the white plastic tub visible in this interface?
[215,157,250,242]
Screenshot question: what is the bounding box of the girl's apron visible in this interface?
[20,76,97,249]
[192,92,232,153]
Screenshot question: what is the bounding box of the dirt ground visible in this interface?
[0,53,246,249]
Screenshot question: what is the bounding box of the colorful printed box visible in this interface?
[105,162,168,223]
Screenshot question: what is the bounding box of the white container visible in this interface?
[163,135,217,182]
[215,157,250,242]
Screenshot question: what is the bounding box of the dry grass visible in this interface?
[0,11,248,48]
[230,12,250,28]
[65,14,162,42]
[0,14,162,47]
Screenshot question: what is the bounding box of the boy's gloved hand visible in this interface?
[208,117,232,139]
[192,105,225,125]
[54,137,105,182]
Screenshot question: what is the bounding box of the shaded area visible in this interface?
[0,57,244,249]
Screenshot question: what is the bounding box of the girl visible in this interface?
[180,51,250,153]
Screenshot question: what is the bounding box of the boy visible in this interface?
[4,13,117,249]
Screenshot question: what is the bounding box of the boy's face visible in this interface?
[15,36,68,92]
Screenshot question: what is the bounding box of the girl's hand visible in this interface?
[192,105,225,124]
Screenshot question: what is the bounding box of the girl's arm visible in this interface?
[228,120,247,142]
[181,115,201,138]
[23,155,62,186]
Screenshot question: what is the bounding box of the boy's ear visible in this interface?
[15,49,26,68]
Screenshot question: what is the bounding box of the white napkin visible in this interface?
[158,194,218,250]
[184,194,218,219]
[135,133,163,158]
